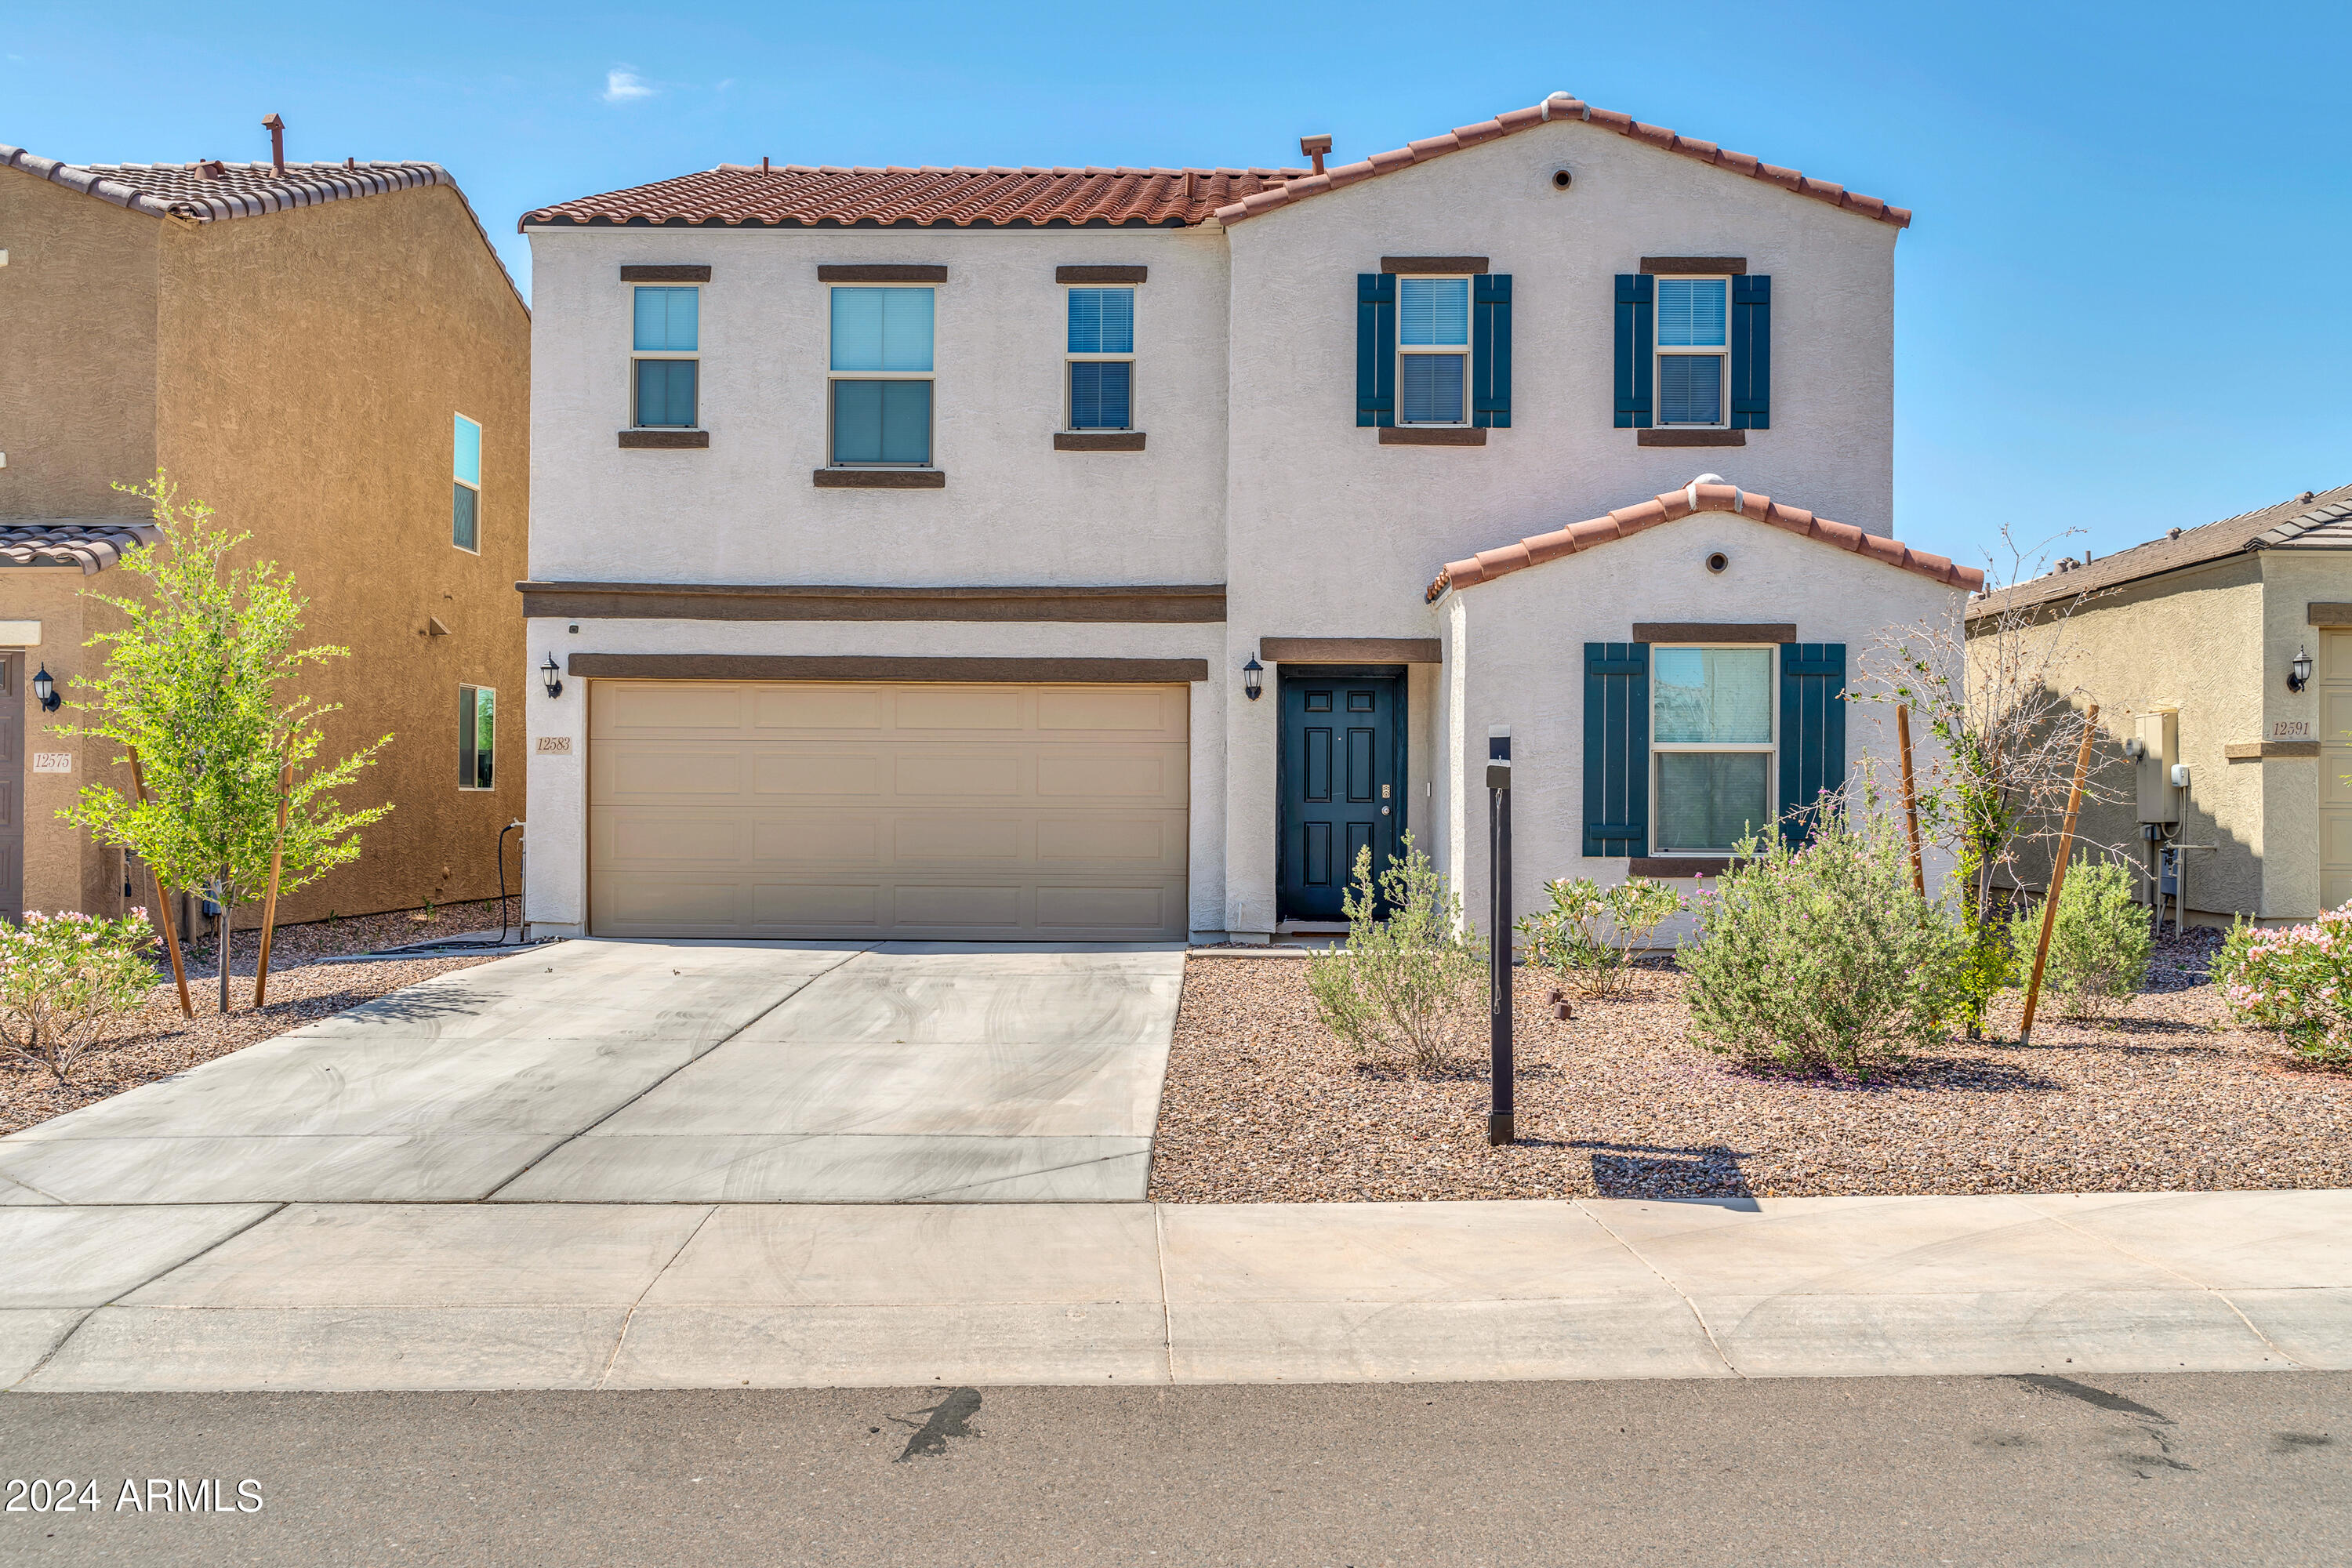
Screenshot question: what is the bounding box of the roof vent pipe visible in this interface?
[1299,134,1331,176]
[262,113,285,176]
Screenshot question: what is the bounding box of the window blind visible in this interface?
[1069,361,1132,430]
[1398,277,1470,347]
[633,287,699,352]
[1655,278,1726,347]
[832,379,932,464]
[830,287,935,372]
[1067,288,1134,354]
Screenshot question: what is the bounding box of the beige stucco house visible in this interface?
[0,139,531,927]
[1970,481,2352,926]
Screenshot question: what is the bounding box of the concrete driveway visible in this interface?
[0,940,1185,1206]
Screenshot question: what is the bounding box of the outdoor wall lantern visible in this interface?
[31,664,59,712]
[541,652,564,699]
[1243,656,1263,701]
[2289,645,2314,693]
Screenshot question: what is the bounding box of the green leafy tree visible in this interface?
[57,474,392,1012]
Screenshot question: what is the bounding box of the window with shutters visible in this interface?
[828,286,935,465]
[451,412,481,554]
[1653,276,1729,428]
[1650,645,1774,852]
[1065,286,1135,430]
[1396,276,1471,426]
[631,286,699,428]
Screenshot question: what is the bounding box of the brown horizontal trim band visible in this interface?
[1631,622,1796,644]
[1381,426,1487,446]
[818,263,947,281]
[1260,637,1442,664]
[2226,741,2322,760]
[1628,857,1740,878]
[1056,264,1148,283]
[814,469,946,488]
[516,582,1227,624]
[567,654,1209,684]
[1638,428,1745,448]
[619,264,711,281]
[1054,431,1146,452]
[1641,256,1748,275]
[2307,602,2352,626]
[1382,256,1489,274]
[619,429,710,448]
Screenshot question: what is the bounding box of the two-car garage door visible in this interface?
[588,681,1189,940]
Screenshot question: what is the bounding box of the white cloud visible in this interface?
[602,67,655,103]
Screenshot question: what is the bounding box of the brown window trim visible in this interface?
[620,264,711,281]
[1259,637,1441,664]
[814,469,946,488]
[1057,265,1148,283]
[619,429,710,448]
[1638,429,1744,448]
[1640,256,1748,275]
[818,263,947,282]
[565,654,1209,684]
[1632,623,1795,644]
[1380,426,1486,446]
[515,582,1226,624]
[1054,432,1145,452]
[1628,856,1740,878]
[1382,256,1489,274]
[2226,741,2322,760]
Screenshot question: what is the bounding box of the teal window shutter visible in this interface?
[1777,642,1847,842]
[1733,275,1771,429]
[1584,642,1650,855]
[1613,274,1653,428]
[1356,273,1396,427]
[1472,274,1512,428]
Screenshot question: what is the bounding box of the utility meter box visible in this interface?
[2136,710,2180,823]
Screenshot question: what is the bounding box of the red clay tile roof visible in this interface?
[0,520,162,575]
[1,147,456,222]
[1225,93,1909,230]
[520,165,1312,229]
[1428,480,1981,602]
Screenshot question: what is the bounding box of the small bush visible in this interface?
[1517,876,1684,999]
[2013,857,2151,1021]
[1682,805,1962,1081]
[1306,833,1485,1076]
[0,909,157,1084]
[2213,909,2352,1066]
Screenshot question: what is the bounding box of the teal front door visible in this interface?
[1279,672,1404,921]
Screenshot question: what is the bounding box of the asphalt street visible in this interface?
[2,1371,2347,1565]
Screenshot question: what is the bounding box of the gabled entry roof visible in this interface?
[1427,478,1984,602]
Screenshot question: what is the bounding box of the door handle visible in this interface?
[1380,806,1390,815]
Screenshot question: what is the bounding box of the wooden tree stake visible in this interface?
[252,756,295,1007]
[2019,703,2100,1045]
[129,748,193,1018]
[1896,703,1926,899]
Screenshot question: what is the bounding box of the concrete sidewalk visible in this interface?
[6,1189,2350,1392]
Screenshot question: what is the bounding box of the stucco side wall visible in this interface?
[2258,550,2352,918]
[0,169,158,517]
[1441,513,1964,942]
[152,185,532,926]
[524,224,1229,589]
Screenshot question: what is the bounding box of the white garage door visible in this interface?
[588,680,1189,940]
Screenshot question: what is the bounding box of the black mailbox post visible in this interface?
[1486,726,1514,1146]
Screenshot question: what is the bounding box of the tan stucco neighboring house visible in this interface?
[0,137,531,927]
[1969,481,2352,925]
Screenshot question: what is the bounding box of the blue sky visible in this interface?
[8,0,2347,574]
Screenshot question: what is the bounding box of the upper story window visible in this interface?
[1396,276,1471,426]
[632,285,699,428]
[1653,276,1728,427]
[1065,286,1134,430]
[1650,645,1774,852]
[451,413,481,553]
[829,286,934,465]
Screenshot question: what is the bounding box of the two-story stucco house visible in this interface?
[518,93,1980,945]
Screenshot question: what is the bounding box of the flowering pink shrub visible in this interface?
[2213,910,2352,1066]
[0,909,158,1084]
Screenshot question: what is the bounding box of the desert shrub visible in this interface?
[0,909,157,1084]
[2212,909,2352,1066]
[2012,857,2151,1021]
[1682,806,1963,1081]
[1517,876,1685,999]
[1306,833,1485,1076]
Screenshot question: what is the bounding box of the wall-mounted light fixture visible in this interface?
[31,664,59,712]
[2290,644,2314,693]
[1242,656,1263,701]
[541,653,564,699]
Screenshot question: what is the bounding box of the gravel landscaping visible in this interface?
[1148,929,2352,1202]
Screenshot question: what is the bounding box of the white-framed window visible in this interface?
[1065,285,1135,430]
[1654,275,1729,427]
[1396,275,1472,426]
[1650,645,1775,852]
[632,285,699,428]
[828,286,934,465]
[458,684,495,792]
[451,412,481,553]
